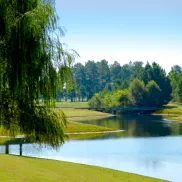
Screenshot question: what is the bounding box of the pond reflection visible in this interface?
[79,115,182,138]
[1,115,182,182]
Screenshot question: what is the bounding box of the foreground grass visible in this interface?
[56,101,89,108]
[0,155,168,182]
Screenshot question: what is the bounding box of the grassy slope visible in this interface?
[56,101,89,108]
[0,108,114,136]
[166,116,182,123]
[0,155,168,182]
[154,105,182,115]
[66,121,115,140]
[66,121,114,133]
[59,108,110,118]
[0,121,115,144]
[153,104,182,122]
[0,110,115,144]
[63,108,115,139]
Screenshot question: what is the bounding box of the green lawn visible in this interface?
[0,121,116,144]
[166,116,182,123]
[63,108,116,139]
[66,121,114,133]
[58,108,112,120]
[56,101,89,108]
[154,105,182,115]
[153,104,182,122]
[66,121,116,140]
[0,119,116,144]
[0,155,168,182]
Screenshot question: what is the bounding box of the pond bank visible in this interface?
[152,105,182,122]
[0,155,168,182]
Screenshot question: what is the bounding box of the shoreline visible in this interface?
[0,154,169,182]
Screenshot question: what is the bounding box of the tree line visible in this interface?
[58,60,182,107]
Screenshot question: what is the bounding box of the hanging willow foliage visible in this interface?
[0,0,78,148]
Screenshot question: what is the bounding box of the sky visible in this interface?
[55,0,182,73]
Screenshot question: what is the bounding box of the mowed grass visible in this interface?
[0,121,115,144]
[62,108,116,139]
[154,105,182,115]
[66,121,114,133]
[58,108,111,119]
[0,108,113,135]
[56,101,89,108]
[0,118,116,144]
[153,104,182,122]
[0,155,168,182]
[166,116,182,123]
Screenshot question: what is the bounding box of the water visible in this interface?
[2,115,182,182]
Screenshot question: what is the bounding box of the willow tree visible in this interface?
[0,0,78,148]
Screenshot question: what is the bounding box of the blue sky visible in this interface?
[55,0,182,72]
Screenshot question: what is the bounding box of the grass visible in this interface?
[68,133,105,140]
[0,119,116,144]
[152,103,182,124]
[66,121,116,140]
[0,121,115,144]
[153,104,182,122]
[58,108,112,121]
[56,101,89,108]
[153,105,182,115]
[165,116,182,123]
[62,107,116,139]
[66,121,115,133]
[0,155,168,182]
[0,107,114,142]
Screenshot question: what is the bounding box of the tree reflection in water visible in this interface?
[79,115,182,139]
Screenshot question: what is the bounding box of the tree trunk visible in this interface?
[5,144,9,154]
[19,143,22,156]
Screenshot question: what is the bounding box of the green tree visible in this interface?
[0,0,77,148]
[120,62,133,80]
[88,93,103,109]
[146,80,161,107]
[113,79,130,91]
[97,59,110,91]
[129,79,147,106]
[132,61,144,80]
[85,60,99,100]
[142,62,153,84]
[169,65,182,103]
[115,90,133,107]
[110,61,121,81]
[72,63,86,101]
[171,65,182,74]
[142,62,171,105]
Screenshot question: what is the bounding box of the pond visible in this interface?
[1,115,182,182]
